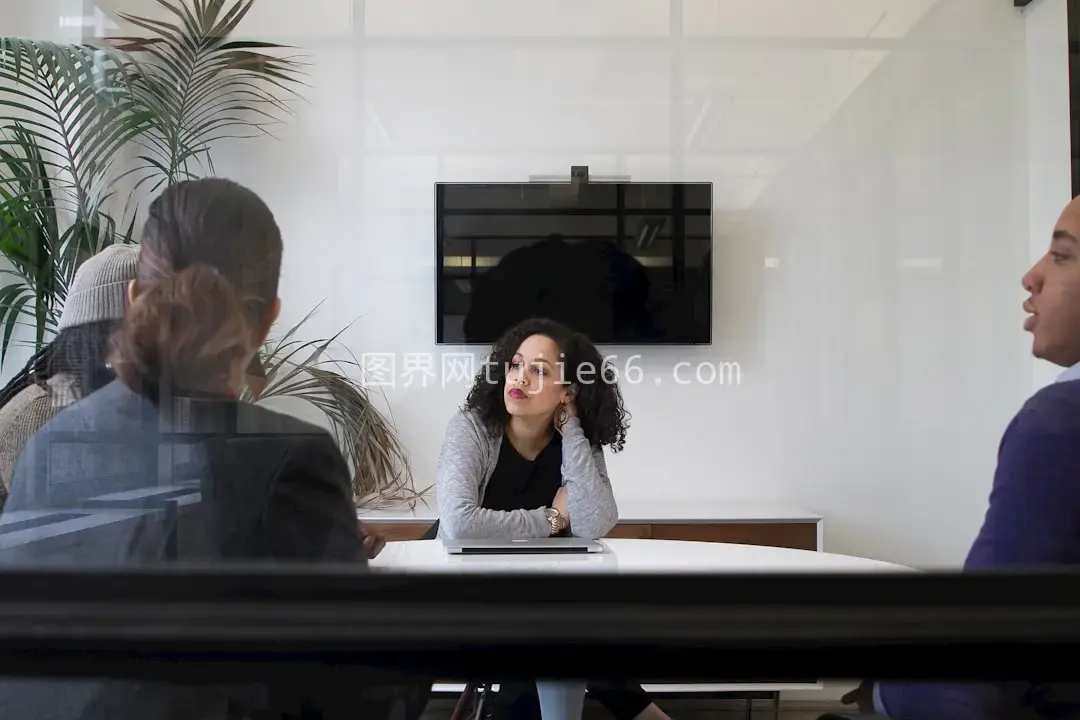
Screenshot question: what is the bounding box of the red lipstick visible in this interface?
[509,388,527,400]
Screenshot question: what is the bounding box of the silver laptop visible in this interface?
[442,537,604,555]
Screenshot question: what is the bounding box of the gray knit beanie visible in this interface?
[57,244,140,331]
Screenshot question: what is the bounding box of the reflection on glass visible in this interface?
[436,181,712,345]
[0,178,430,720]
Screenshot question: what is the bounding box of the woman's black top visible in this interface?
[480,434,563,513]
[474,433,653,720]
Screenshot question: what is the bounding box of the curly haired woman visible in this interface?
[435,318,672,720]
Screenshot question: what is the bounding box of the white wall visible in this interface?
[1025,0,1073,390]
[15,0,1072,567]
[742,0,1040,566]
[3,0,82,40]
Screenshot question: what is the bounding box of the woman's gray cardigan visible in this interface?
[434,409,619,539]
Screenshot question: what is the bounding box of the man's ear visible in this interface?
[126,280,139,306]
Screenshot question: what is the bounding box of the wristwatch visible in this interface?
[545,507,567,536]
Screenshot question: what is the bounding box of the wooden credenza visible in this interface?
[358,499,823,552]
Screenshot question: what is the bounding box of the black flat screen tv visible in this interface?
[435,181,712,345]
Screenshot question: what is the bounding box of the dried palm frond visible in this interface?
[245,304,427,509]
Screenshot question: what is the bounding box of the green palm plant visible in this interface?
[0,39,146,364]
[0,1,417,505]
[107,0,306,192]
[0,126,65,359]
[0,0,304,369]
[245,303,427,508]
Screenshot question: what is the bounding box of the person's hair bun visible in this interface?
[111,178,283,395]
[109,264,252,392]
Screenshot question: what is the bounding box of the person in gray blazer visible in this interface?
[434,318,671,720]
[435,318,623,542]
[0,178,420,720]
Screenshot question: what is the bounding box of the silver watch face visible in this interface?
[544,507,559,519]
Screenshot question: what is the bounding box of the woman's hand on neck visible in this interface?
[506,413,555,461]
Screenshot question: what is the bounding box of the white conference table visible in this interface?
[368,537,911,574]
[369,538,910,715]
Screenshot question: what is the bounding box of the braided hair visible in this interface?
[0,344,55,409]
[0,319,123,411]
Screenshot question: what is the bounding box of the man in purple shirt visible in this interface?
[833,196,1080,720]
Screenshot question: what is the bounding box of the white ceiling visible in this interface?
[97,0,945,211]
[357,1,945,209]
[360,0,941,38]
[224,0,942,40]
[682,0,943,39]
[355,0,941,210]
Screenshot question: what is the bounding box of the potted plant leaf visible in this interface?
[103,0,306,193]
[247,304,427,508]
